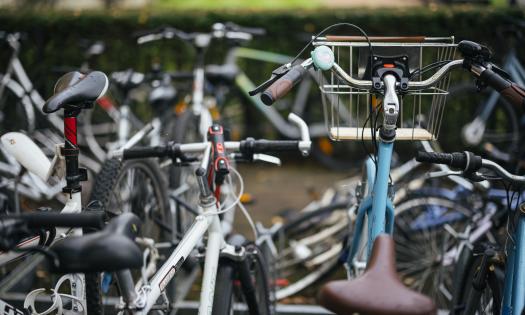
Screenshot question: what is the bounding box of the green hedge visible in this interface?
[0,7,523,93]
[0,7,523,151]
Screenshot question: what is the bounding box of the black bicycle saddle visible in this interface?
[51,213,143,273]
[43,70,108,113]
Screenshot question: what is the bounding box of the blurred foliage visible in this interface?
[0,7,523,94]
[152,0,323,10]
[0,7,524,148]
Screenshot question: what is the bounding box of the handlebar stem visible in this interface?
[382,74,399,131]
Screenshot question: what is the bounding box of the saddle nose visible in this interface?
[318,234,436,315]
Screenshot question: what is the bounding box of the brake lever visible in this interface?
[426,170,463,179]
[253,154,281,166]
[427,169,489,184]
[248,63,292,96]
[231,153,281,166]
[489,63,512,81]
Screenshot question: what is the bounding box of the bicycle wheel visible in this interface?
[212,244,271,315]
[90,157,170,239]
[394,195,471,310]
[78,98,119,162]
[87,158,170,313]
[271,201,350,301]
[455,245,503,315]
[0,83,35,134]
[443,83,520,155]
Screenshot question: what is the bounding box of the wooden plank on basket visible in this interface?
[324,36,426,43]
[330,127,434,141]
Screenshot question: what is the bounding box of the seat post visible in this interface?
[62,106,87,196]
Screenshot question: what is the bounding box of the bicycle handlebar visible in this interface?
[416,151,481,172]
[136,22,265,46]
[417,151,525,185]
[1,211,105,229]
[261,64,309,106]
[118,113,311,160]
[476,66,525,109]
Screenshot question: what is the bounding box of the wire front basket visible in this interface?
[313,36,457,141]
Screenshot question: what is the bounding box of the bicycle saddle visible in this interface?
[318,234,436,315]
[51,213,143,273]
[43,70,108,113]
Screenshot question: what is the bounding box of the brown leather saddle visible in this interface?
[318,234,436,315]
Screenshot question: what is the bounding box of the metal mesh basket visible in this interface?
[314,36,457,141]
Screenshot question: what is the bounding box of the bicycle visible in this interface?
[251,22,525,313]
[445,17,525,163]
[0,70,109,314]
[136,22,358,170]
[417,150,525,315]
[80,112,311,314]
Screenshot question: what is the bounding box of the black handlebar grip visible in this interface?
[416,151,454,165]
[14,212,105,229]
[122,146,167,160]
[261,65,308,106]
[240,139,299,154]
[479,68,525,110]
[416,151,482,172]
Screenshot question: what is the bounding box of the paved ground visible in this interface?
[235,160,348,232]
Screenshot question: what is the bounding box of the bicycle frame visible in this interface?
[347,146,396,268]
[0,135,85,314]
[116,144,236,315]
[502,210,525,315]
[462,49,525,147]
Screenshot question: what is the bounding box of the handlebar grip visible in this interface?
[416,151,455,165]
[6,212,106,229]
[501,84,525,110]
[479,68,525,110]
[122,146,168,160]
[416,151,482,172]
[240,139,299,154]
[260,65,308,106]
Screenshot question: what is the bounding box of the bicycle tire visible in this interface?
[212,244,272,315]
[84,272,104,315]
[87,157,170,313]
[242,244,272,315]
[457,247,503,315]
[212,260,235,315]
[270,201,350,300]
[394,195,472,310]
[0,80,35,134]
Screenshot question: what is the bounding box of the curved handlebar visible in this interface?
[417,150,525,186]
[330,59,464,90]
[115,113,311,159]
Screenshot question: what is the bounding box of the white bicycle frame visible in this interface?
[0,133,86,315]
[118,143,228,315]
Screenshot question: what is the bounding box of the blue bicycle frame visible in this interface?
[502,211,525,315]
[347,139,396,265]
